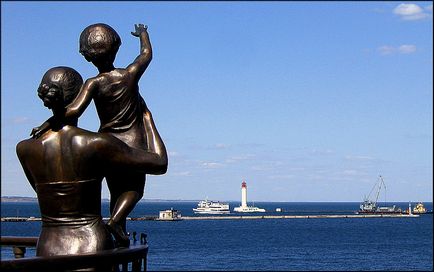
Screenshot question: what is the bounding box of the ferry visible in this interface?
[193,200,230,214]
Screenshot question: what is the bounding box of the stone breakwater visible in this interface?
[2,214,419,222]
[180,214,420,220]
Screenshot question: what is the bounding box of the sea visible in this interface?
[1,201,433,271]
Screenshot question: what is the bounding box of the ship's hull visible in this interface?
[193,209,230,214]
[357,210,403,215]
[193,200,230,214]
[412,211,433,214]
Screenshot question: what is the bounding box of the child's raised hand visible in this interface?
[131,24,148,37]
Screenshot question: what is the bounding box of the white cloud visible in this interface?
[394,3,423,15]
[201,162,224,169]
[205,143,231,150]
[171,171,192,177]
[214,143,230,149]
[268,174,295,180]
[11,117,31,124]
[342,170,359,176]
[398,44,417,54]
[225,154,256,163]
[345,155,375,161]
[377,44,417,55]
[310,148,334,155]
[168,151,180,157]
[377,45,396,55]
[393,3,429,20]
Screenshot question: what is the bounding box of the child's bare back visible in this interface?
[82,68,146,149]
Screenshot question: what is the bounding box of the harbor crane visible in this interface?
[359,175,401,214]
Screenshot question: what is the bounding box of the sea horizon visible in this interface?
[1,196,432,204]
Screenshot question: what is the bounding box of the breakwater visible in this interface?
[2,213,419,222]
[181,214,419,220]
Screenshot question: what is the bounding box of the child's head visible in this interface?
[38,67,83,110]
[79,23,121,65]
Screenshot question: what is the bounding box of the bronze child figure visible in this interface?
[32,23,166,246]
[18,66,167,257]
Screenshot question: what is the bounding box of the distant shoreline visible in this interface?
[1,197,38,203]
[1,197,432,203]
[1,196,203,203]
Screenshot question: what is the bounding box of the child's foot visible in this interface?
[107,220,130,247]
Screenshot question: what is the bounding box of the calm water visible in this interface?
[1,201,433,271]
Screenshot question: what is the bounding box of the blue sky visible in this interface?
[1,2,432,202]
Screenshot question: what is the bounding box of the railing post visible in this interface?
[2,236,148,271]
[12,246,26,258]
[143,251,148,272]
[132,259,140,271]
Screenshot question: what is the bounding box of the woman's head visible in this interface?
[38,66,83,110]
[79,23,121,65]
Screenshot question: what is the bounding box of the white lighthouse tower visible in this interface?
[241,181,248,208]
[234,180,265,213]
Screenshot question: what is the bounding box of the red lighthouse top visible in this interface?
[241,181,247,188]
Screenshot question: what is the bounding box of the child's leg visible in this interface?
[109,190,141,227]
[107,191,139,247]
[106,173,145,247]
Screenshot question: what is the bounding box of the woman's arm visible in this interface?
[142,104,168,175]
[96,133,167,175]
[16,141,37,191]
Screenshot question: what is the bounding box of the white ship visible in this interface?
[233,181,266,213]
[193,199,230,214]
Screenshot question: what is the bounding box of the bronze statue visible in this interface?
[32,24,163,246]
[17,66,167,256]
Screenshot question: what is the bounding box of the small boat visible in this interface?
[193,199,230,214]
[412,202,432,214]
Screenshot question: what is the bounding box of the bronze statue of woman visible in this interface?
[32,23,166,246]
[18,66,167,255]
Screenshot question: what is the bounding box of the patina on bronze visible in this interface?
[31,24,164,246]
[17,63,167,256]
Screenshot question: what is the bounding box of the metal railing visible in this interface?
[1,236,148,272]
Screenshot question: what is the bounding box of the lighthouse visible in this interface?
[241,181,247,208]
[234,180,266,213]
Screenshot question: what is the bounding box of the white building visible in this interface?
[158,208,182,220]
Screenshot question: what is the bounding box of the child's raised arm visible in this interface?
[127,24,153,83]
[64,78,97,119]
[30,79,97,138]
